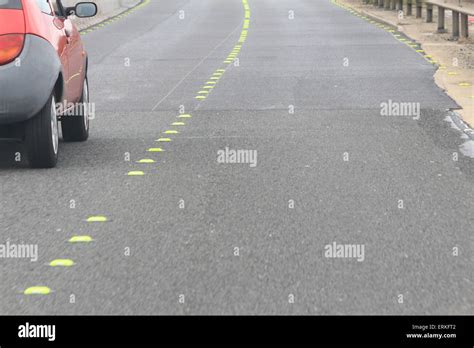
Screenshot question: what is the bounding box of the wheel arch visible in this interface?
[53,72,65,104]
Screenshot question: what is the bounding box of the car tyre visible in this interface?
[61,76,90,142]
[25,94,59,168]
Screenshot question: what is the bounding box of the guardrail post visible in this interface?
[460,13,468,38]
[426,4,433,22]
[406,0,413,15]
[452,10,460,38]
[437,6,446,32]
[416,0,422,18]
[397,0,403,11]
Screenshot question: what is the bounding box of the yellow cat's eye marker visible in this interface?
[87,216,107,223]
[148,148,164,152]
[50,259,75,267]
[24,286,51,295]
[69,235,93,243]
[128,171,145,176]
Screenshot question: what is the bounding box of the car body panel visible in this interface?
[0,34,61,125]
[0,0,89,125]
[0,10,25,35]
[65,21,87,101]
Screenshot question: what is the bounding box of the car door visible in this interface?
[51,0,85,104]
[34,0,72,104]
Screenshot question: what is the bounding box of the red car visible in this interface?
[0,0,97,168]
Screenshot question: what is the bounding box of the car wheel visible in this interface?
[61,76,90,142]
[25,94,59,168]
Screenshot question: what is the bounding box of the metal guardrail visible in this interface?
[426,0,473,37]
[363,1,430,18]
[362,0,473,38]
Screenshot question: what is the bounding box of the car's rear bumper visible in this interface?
[0,34,61,125]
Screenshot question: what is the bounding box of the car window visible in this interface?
[0,0,22,9]
[50,0,64,16]
[35,0,53,15]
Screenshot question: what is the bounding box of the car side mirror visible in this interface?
[67,2,97,18]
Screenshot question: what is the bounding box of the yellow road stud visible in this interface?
[50,259,75,267]
[69,235,93,243]
[24,286,51,295]
[87,216,107,223]
[128,171,145,176]
[148,148,164,152]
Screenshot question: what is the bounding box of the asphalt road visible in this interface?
[0,0,472,315]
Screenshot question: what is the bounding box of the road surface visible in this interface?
[0,0,472,315]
